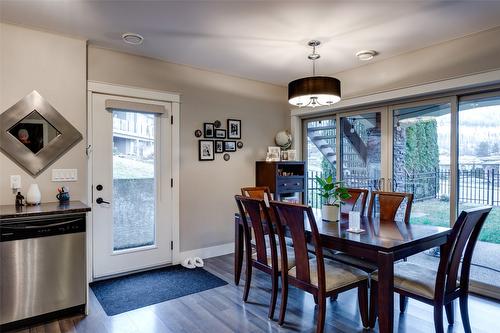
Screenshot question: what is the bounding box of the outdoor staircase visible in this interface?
[307,120,368,167]
[307,124,336,165]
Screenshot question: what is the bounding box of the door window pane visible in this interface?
[458,95,500,289]
[392,103,451,226]
[112,111,156,251]
[340,112,381,192]
[305,118,336,208]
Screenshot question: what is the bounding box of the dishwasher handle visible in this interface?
[2,218,83,230]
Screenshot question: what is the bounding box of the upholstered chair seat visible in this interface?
[288,258,367,292]
[372,262,449,299]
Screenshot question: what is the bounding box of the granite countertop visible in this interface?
[0,201,91,219]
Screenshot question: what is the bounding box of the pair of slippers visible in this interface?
[181,257,204,269]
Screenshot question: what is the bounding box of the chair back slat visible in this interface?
[342,188,369,216]
[270,201,325,288]
[368,191,413,224]
[441,207,491,293]
[241,186,272,205]
[235,195,277,267]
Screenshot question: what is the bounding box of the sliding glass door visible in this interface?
[458,93,500,293]
[302,90,500,298]
[390,101,452,226]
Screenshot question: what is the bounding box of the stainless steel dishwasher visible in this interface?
[0,213,86,327]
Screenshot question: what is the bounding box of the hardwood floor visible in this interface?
[4,254,499,333]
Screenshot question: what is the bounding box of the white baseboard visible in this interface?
[177,242,234,263]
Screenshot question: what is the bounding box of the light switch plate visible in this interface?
[52,169,78,182]
[10,175,21,189]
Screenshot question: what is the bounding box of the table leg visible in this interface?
[234,217,244,285]
[377,251,394,333]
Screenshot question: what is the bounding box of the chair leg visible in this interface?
[330,294,338,302]
[459,294,472,333]
[278,274,288,326]
[316,293,326,333]
[445,300,454,325]
[268,272,278,320]
[242,261,252,302]
[368,281,378,329]
[399,295,408,313]
[433,304,444,333]
[357,282,369,328]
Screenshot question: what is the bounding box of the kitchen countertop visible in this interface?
[0,201,91,219]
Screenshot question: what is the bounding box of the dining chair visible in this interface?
[241,186,273,203]
[369,206,492,333]
[270,200,369,333]
[341,188,369,216]
[328,190,413,299]
[234,195,296,319]
[319,188,370,281]
[367,191,414,224]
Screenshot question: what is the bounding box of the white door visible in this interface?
[90,93,172,278]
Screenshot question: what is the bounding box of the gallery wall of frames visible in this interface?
[195,119,243,162]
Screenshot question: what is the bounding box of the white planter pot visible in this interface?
[26,184,41,205]
[321,204,339,222]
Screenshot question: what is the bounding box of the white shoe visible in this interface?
[193,257,204,268]
[181,257,196,269]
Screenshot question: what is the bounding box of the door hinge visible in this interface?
[170,115,173,125]
[171,178,174,187]
[170,241,173,250]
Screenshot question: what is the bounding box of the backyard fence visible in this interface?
[307,164,500,208]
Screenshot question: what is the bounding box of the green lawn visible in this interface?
[411,199,500,244]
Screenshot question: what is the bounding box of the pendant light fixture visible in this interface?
[288,40,341,107]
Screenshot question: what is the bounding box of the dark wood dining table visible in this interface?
[234,210,451,333]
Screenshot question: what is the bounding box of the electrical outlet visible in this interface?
[10,175,21,189]
[52,169,78,182]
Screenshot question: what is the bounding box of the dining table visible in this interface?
[233,209,451,333]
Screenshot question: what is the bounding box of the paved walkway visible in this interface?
[410,241,500,288]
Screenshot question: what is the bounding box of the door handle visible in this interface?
[96,197,110,204]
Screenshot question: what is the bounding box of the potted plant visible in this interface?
[315,175,351,221]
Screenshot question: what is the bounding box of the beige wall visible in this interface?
[336,26,500,99]
[88,46,289,252]
[0,23,87,205]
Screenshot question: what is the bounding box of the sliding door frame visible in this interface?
[387,96,458,224]
[299,86,500,299]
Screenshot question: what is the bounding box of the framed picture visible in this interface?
[215,140,224,153]
[199,140,214,161]
[287,149,297,161]
[203,123,214,138]
[224,140,236,152]
[215,129,226,139]
[227,119,241,139]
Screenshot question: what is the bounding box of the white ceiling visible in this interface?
[2,0,500,86]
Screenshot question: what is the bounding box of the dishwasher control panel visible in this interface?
[0,214,85,242]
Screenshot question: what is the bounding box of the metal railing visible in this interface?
[307,165,500,208]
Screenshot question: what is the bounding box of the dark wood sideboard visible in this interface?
[255,161,306,203]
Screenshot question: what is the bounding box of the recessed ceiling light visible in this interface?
[122,32,144,45]
[355,50,377,61]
